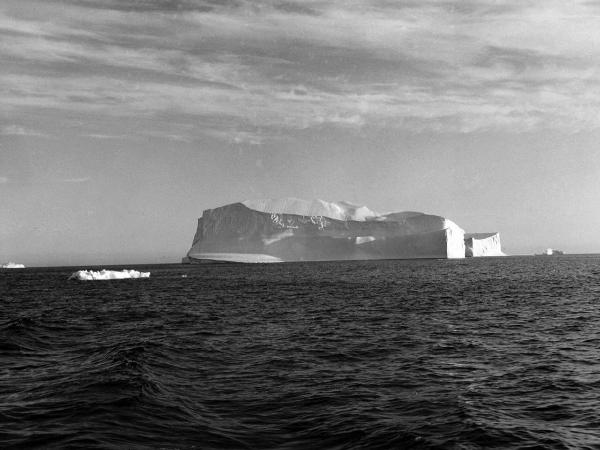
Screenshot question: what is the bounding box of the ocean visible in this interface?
[2,256,600,449]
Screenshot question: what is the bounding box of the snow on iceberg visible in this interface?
[2,262,26,269]
[242,198,379,221]
[69,269,150,281]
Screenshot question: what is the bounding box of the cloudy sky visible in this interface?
[2,0,600,265]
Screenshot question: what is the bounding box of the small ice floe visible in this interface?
[2,262,26,269]
[69,269,150,281]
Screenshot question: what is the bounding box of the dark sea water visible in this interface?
[2,256,600,449]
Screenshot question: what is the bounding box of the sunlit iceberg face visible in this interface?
[464,233,505,257]
[69,270,150,280]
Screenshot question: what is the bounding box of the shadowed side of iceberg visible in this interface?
[185,253,282,263]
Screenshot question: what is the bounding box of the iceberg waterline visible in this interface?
[69,270,150,281]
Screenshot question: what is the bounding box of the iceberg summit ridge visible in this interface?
[184,197,503,263]
[241,198,379,222]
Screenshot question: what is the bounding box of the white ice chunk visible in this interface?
[2,262,25,269]
[69,269,151,280]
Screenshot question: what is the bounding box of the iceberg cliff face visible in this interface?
[464,233,505,257]
[185,198,466,262]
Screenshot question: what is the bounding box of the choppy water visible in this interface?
[2,256,600,449]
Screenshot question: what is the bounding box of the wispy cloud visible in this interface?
[207,129,266,146]
[60,177,91,183]
[83,133,129,140]
[0,176,91,185]
[0,124,45,136]
[2,0,600,138]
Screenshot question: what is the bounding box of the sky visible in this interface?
[1,0,600,266]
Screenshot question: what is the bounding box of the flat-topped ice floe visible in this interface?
[2,262,26,269]
[69,269,150,280]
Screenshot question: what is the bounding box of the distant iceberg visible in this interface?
[536,248,564,256]
[69,269,150,281]
[2,262,25,269]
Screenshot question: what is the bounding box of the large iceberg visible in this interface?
[69,269,150,280]
[464,233,505,257]
[184,198,467,263]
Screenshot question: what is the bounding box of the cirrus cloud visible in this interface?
[1,0,600,140]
